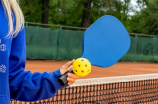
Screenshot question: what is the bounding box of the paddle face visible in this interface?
[81,15,130,67]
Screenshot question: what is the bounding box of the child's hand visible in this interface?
[60,59,79,85]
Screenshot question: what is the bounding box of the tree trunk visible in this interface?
[81,0,92,28]
[42,0,49,26]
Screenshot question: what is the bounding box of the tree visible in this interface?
[49,0,83,27]
[129,0,158,35]
[19,0,42,23]
[81,0,92,28]
[42,0,49,24]
[19,0,133,32]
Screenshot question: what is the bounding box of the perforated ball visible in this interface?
[72,58,91,77]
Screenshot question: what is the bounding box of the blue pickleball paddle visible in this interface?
[58,15,130,86]
[81,15,130,67]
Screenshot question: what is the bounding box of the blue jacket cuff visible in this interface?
[49,69,69,90]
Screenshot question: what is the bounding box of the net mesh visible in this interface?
[11,73,158,104]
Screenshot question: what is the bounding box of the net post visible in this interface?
[57,26,62,60]
[25,22,28,27]
[134,34,138,62]
[153,36,156,62]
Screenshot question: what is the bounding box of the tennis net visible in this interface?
[10,73,158,104]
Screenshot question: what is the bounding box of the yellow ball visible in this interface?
[72,58,91,77]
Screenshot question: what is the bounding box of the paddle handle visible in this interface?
[58,67,74,86]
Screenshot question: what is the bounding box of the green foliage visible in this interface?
[19,0,42,23]
[20,0,132,27]
[48,0,84,27]
[19,0,158,35]
[129,0,158,35]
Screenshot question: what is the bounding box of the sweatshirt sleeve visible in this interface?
[9,27,68,101]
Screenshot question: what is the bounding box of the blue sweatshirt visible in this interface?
[0,1,67,104]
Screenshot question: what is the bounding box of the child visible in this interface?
[0,0,79,103]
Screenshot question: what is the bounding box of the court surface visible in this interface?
[25,60,158,79]
[10,60,158,104]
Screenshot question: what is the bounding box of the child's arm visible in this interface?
[9,28,75,101]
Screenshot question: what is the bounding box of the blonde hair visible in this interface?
[1,0,24,38]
